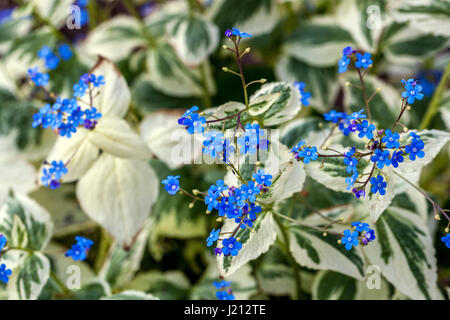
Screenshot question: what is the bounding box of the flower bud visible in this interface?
[188,203,194,209]
[435,214,441,221]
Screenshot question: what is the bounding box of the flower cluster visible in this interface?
[290,140,318,164]
[441,234,450,248]
[31,73,104,138]
[294,81,311,107]
[178,106,206,134]
[338,46,372,73]
[340,222,376,250]
[214,280,235,300]
[65,236,94,261]
[41,160,68,189]
[38,44,73,70]
[401,78,424,105]
[0,234,11,284]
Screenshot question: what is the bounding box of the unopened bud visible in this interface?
[192,189,199,195]
[216,217,223,222]
[256,161,261,167]
[260,78,267,83]
[323,232,327,237]
[222,67,229,72]
[206,210,211,214]
[250,229,255,233]
[345,82,351,87]
[337,239,342,244]
[445,227,449,233]
[435,214,441,221]
[403,127,408,132]
[406,106,412,111]
[244,47,251,53]
[222,45,227,50]
[236,237,241,242]
[189,203,194,209]
[318,122,324,128]
[376,88,381,92]
[322,146,328,151]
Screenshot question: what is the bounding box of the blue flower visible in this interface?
[391,150,404,168]
[183,113,206,134]
[371,149,391,169]
[402,80,424,104]
[237,134,257,155]
[241,181,260,203]
[352,188,365,199]
[363,229,376,244]
[58,122,77,138]
[348,109,366,120]
[205,191,219,212]
[231,27,252,38]
[338,56,350,73]
[213,280,231,289]
[346,172,359,190]
[206,229,220,247]
[49,160,68,180]
[162,175,180,195]
[357,120,375,140]
[441,234,450,248]
[58,44,73,61]
[355,52,372,69]
[294,81,311,106]
[342,46,353,56]
[382,129,400,148]
[73,80,88,98]
[351,221,370,232]
[343,156,358,174]
[405,140,425,161]
[324,110,345,123]
[370,175,387,195]
[216,291,235,300]
[181,106,199,119]
[253,169,272,186]
[0,234,6,252]
[341,229,359,250]
[222,237,242,256]
[0,264,12,283]
[90,74,106,87]
[65,236,93,261]
[32,104,52,128]
[38,45,53,60]
[28,67,49,87]
[229,188,245,208]
[43,53,60,70]
[0,8,14,25]
[291,140,305,154]
[203,137,224,158]
[299,146,318,164]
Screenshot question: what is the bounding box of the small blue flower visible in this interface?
[65,236,93,261]
[241,181,260,203]
[90,74,106,87]
[253,169,272,187]
[391,150,404,168]
[0,234,7,252]
[324,110,345,123]
[370,175,387,195]
[73,80,88,98]
[342,46,353,56]
[181,106,199,119]
[382,129,400,149]
[203,138,224,158]
[357,120,376,140]
[213,280,231,289]
[299,146,318,164]
[0,264,12,283]
[229,188,245,208]
[49,160,68,180]
[355,52,372,69]
[0,8,14,25]
[162,175,180,195]
[338,56,350,73]
[341,230,359,251]
[371,149,391,169]
[352,188,365,199]
[183,113,206,134]
[231,27,252,38]
[291,140,305,154]
[343,156,358,174]
[206,229,220,247]
[441,234,450,248]
[363,229,376,244]
[351,221,370,232]
[205,191,219,212]
[345,172,359,190]
[237,134,257,155]
[216,291,235,300]
[44,53,60,70]
[28,67,49,87]
[348,109,366,120]
[38,46,53,60]
[294,81,311,106]
[402,80,424,104]
[75,236,94,249]
[58,44,73,61]
[405,140,425,161]
[222,237,242,256]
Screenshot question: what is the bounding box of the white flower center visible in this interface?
[362,59,366,63]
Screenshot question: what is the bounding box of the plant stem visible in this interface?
[357,68,372,122]
[50,270,70,295]
[420,61,450,130]
[272,213,303,300]
[94,227,112,273]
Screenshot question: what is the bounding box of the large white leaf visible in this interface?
[76,154,159,244]
[31,0,74,28]
[6,251,50,300]
[45,129,99,183]
[167,14,219,66]
[90,57,132,118]
[365,206,443,300]
[364,167,396,222]
[81,16,146,62]
[288,207,366,280]
[140,112,203,169]
[0,135,36,205]
[89,117,152,159]
[217,212,277,277]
